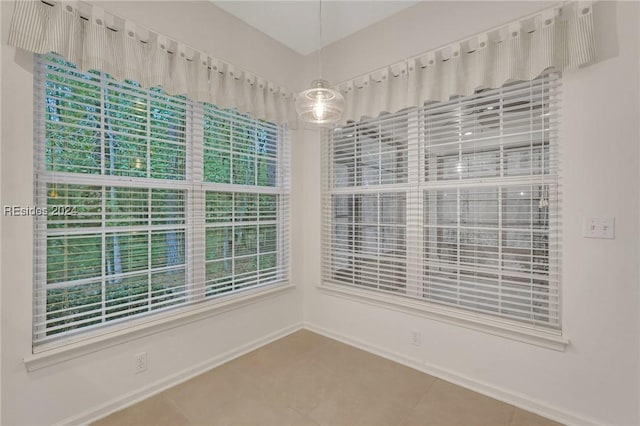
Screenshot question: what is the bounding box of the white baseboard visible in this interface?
[59,322,304,426]
[304,322,597,426]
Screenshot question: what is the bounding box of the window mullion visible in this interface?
[424,109,437,302]
[405,109,421,298]
[189,101,206,302]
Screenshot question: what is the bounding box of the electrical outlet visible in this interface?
[410,329,420,346]
[583,217,615,239]
[134,352,148,374]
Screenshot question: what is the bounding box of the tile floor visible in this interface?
[93,330,562,426]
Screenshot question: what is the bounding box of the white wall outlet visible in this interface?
[134,352,148,374]
[583,217,615,239]
[410,329,421,346]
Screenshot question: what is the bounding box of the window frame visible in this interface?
[31,53,292,356]
[321,74,566,350]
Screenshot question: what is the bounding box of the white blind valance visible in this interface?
[8,0,297,126]
[337,2,595,123]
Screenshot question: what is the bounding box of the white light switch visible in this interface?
[583,217,615,239]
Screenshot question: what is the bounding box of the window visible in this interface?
[202,105,285,295]
[323,73,560,330]
[34,54,290,348]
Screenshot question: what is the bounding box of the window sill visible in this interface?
[24,282,295,372]
[318,283,569,351]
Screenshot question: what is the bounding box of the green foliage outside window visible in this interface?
[39,54,282,341]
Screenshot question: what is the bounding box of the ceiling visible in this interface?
[212,1,419,55]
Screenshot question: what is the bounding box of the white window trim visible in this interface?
[24,281,294,371]
[318,283,568,351]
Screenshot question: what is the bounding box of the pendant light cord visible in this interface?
[318,0,322,80]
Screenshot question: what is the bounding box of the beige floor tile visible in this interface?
[304,385,370,426]
[193,392,318,426]
[510,408,564,426]
[274,329,334,357]
[306,363,432,426]
[313,338,435,404]
[162,362,260,424]
[93,394,190,426]
[399,379,514,426]
[163,352,318,425]
[306,381,418,426]
[312,337,376,376]
[225,331,322,384]
[262,357,344,415]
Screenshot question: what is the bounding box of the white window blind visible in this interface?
[34,54,290,348]
[200,105,289,295]
[322,73,560,330]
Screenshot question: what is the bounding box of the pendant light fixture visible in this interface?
[295,0,344,125]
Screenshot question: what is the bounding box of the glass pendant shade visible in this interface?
[295,79,345,124]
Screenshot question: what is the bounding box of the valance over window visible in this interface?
[337,2,595,123]
[7,0,297,126]
[8,0,596,127]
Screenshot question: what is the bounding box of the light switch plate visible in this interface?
[583,217,615,239]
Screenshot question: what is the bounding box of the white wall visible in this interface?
[0,2,305,424]
[300,2,640,425]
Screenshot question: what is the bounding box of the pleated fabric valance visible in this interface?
[337,1,596,123]
[7,0,297,126]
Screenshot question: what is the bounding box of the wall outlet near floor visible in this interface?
[134,352,148,374]
[410,329,421,346]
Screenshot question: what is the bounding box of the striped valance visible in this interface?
[337,1,595,123]
[7,0,297,126]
